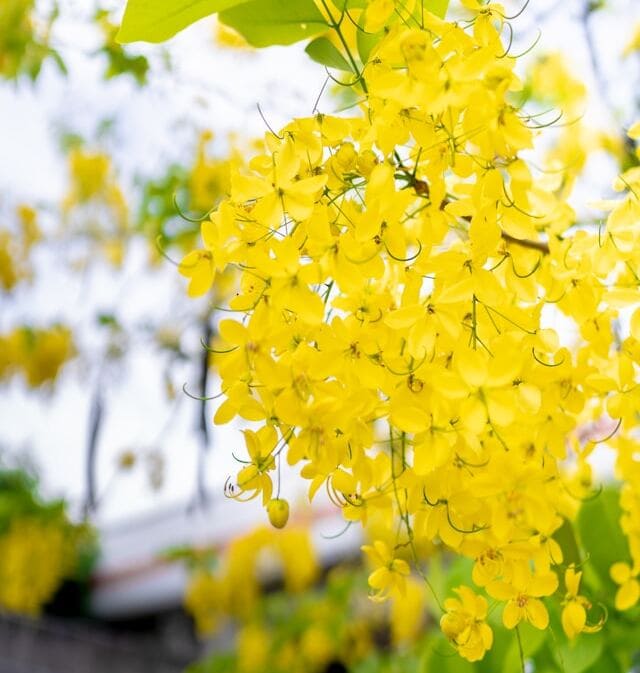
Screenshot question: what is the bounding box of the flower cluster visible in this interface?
[0,469,95,616]
[0,325,74,387]
[184,524,318,635]
[184,525,432,673]
[179,1,640,660]
[62,148,129,267]
[0,519,73,615]
[0,205,40,292]
[0,0,57,81]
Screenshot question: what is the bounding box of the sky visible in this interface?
[0,0,638,528]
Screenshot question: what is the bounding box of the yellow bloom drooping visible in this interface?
[561,566,603,639]
[361,540,410,601]
[440,586,493,662]
[0,519,76,616]
[175,2,640,662]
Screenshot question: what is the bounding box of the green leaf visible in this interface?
[577,486,629,589]
[556,631,604,673]
[427,0,450,18]
[442,557,475,596]
[117,0,251,44]
[584,650,623,673]
[305,36,351,70]
[400,0,451,23]
[219,0,328,47]
[356,22,380,65]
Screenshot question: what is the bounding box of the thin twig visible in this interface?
[83,384,103,517]
[502,232,550,254]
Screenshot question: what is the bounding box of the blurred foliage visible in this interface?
[0,0,65,80]
[95,9,150,85]
[0,467,97,616]
[0,1,155,84]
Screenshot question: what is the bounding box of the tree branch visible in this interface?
[83,384,103,517]
[501,232,550,254]
[194,318,213,508]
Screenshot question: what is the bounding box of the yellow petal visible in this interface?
[564,567,582,597]
[502,601,522,629]
[455,348,488,388]
[562,602,586,639]
[529,571,559,597]
[369,567,391,590]
[526,598,549,629]
[628,121,640,140]
[610,562,632,585]
[615,579,640,611]
[218,319,247,346]
[214,398,236,425]
[384,305,424,329]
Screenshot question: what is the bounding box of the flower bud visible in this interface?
[266,498,289,529]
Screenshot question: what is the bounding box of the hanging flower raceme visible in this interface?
[176,0,640,662]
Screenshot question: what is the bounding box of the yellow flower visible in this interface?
[232,136,326,228]
[561,566,602,639]
[361,540,410,601]
[488,565,558,630]
[364,0,395,32]
[300,625,334,667]
[189,130,232,211]
[178,249,215,297]
[232,426,278,505]
[610,562,640,611]
[0,519,74,616]
[440,586,493,662]
[528,53,586,114]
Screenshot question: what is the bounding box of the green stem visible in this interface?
[515,625,525,673]
[319,0,368,93]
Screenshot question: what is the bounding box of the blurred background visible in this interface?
[0,0,639,671]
